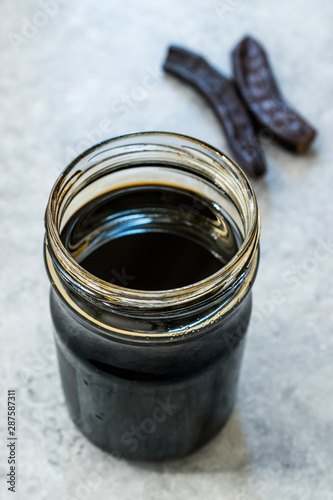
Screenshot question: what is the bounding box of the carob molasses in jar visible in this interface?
[44,132,260,461]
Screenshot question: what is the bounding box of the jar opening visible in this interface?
[45,132,260,310]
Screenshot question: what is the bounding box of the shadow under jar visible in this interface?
[44,132,260,461]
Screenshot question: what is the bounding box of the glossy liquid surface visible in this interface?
[61,184,241,290]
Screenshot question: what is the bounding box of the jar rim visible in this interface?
[45,131,260,310]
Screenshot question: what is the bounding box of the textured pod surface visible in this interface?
[232,36,317,153]
[164,46,266,177]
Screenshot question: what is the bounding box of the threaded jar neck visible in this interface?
[44,132,260,336]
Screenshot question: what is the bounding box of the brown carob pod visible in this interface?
[164,46,266,177]
[232,36,316,153]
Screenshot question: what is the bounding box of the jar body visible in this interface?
[44,132,260,461]
[50,287,252,460]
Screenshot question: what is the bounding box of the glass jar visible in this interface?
[44,132,260,461]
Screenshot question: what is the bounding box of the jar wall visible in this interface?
[51,288,252,460]
[44,132,260,460]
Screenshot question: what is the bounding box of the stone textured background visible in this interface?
[0,0,332,498]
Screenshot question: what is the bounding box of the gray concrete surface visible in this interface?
[0,0,332,498]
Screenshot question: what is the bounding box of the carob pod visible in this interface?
[163,45,266,177]
[232,36,316,153]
